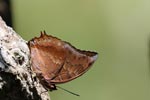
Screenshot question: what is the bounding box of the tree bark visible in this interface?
[0,17,50,100]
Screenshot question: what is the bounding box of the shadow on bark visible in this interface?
[0,72,41,100]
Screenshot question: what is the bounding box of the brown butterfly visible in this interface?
[28,31,98,93]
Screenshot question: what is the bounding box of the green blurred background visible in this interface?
[10,0,150,100]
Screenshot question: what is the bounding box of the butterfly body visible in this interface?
[28,31,98,91]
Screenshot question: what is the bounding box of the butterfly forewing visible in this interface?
[29,33,67,80]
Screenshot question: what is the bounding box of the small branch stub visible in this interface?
[0,17,50,100]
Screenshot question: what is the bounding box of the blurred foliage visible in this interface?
[0,0,12,26]
[11,0,150,100]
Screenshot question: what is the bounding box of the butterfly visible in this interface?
[28,31,98,93]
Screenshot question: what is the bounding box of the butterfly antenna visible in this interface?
[56,86,80,96]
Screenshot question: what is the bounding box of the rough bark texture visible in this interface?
[0,17,50,100]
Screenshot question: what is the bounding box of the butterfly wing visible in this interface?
[28,32,67,80]
[50,42,98,84]
[28,31,98,87]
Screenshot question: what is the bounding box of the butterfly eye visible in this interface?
[49,84,57,91]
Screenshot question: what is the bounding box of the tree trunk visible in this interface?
[0,16,50,100]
